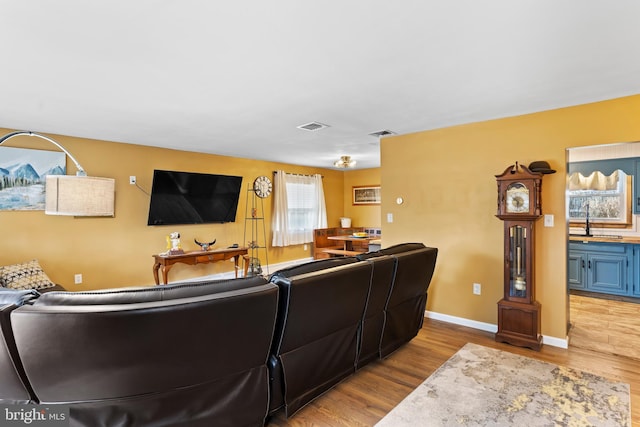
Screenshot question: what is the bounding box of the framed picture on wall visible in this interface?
[353,185,381,205]
[0,146,66,211]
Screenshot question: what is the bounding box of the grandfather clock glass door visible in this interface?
[507,223,533,303]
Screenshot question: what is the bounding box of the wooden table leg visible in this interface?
[160,265,172,285]
[233,255,239,278]
[153,262,161,285]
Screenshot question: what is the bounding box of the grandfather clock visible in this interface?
[495,162,543,351]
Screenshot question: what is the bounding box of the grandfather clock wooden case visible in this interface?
[495,163,543,351]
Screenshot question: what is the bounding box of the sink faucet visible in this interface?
[585,202,592,237]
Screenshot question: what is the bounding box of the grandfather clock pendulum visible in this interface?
[495,162,544,351]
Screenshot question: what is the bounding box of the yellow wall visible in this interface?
[381,94,640,341]
[342,168,381,228]
[0,130,348,290]
[5,94,640,341]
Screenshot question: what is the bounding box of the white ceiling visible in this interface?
[2,1,640,170]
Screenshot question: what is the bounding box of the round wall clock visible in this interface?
[253,176,272,198]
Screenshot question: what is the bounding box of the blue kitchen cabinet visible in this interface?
[568,241,632,297]
[633,246,640,296]
[567,251,587,290]
[635,160,640,214]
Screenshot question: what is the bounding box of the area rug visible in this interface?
[376,343,630,426]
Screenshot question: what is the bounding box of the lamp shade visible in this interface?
[45,176,115,217]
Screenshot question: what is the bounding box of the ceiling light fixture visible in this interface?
[334,155,356,168]
[0,131,115,217]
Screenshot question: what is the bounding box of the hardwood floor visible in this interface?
[570,293,640,360]
[267,318,640,426]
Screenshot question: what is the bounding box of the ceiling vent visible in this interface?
[369,129,396,138]
[297,121,330,132]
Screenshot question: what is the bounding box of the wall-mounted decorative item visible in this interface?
[0,146,65,211]
[353,185,381,205]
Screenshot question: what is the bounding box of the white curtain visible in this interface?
[568,170,620,191]
[272,170,327,247]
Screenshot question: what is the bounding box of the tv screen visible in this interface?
[147,170,243,225]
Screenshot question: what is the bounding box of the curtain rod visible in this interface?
[273,171,324,178]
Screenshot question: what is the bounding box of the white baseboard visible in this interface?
[426,310,498,333]
[542,335,569,349]
[425,310,568,349]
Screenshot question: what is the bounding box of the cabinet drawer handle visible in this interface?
[581,260,585,269]
[588,260,591,269]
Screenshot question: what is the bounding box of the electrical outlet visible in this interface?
[544,214,554,227]
[74,274,83,284]
[303,244,308,250]
[473,282,481,295]
[129,176,137,185]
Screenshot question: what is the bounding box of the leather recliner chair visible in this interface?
[0,289,39,404]
[10,277,278,427]
[268,259,373,416]
[356,254,396,368]
[360,243,439,358]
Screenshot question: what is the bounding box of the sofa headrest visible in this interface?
[377,242,426,255]
[269,257,358,280]
[357,242,428,260]
[390,247,439,292]
[11,281,279,405]
[33,276,269,306]
[270,261,373,355]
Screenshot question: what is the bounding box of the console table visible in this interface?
[152,247,249,285]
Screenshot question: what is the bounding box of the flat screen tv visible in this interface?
[147,169,243,225]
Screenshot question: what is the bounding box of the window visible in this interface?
[568,170,632,227]
[272,171,327,246]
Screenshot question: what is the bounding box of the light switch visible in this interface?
[544,214,554,227]
[387,213,394,223]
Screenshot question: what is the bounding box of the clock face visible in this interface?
[253,176,272,198]
[506,182,530,213]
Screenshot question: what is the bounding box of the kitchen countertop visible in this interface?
[569,234,640,244]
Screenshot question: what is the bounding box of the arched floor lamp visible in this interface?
[0,131,115,216]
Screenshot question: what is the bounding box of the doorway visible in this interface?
[566,143,640,360]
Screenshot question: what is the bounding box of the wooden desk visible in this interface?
[327,235,377,253]
[152,247,249,285]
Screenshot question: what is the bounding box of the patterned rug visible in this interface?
[376,343,630,426]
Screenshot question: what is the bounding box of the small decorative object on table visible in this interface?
[166,232,184,255]
[194,238,216,251]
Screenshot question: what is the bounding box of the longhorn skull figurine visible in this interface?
[194,238,216,251]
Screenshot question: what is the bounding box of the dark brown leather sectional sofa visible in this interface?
[0,243,437,426]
